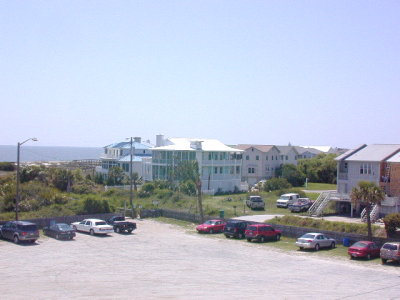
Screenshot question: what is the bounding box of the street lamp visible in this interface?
[126,137,136,218]
[16,137,38,220]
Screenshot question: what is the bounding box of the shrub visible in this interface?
[81,198,111,214]
[263,178,292,191]
[0,162,15,171]
[383,213,400,235]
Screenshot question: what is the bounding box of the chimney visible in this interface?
[156,134,164,147]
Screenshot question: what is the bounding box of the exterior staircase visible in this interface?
[308,191,332,217]
[361,204,380,223]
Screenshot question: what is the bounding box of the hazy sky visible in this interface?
[1,1,399,148]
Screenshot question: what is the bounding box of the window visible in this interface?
[214,167,218,174]
[256,155,259,160]
[248,168,255,174]
[360,163,372,175]
[236,166,240,174]
[220,167,223,174]
[246,155,249,160]
[266,156,268,160]
[271,156,274,160]
[286,155,288,160]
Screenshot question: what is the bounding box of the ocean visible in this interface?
[0,145,104,162]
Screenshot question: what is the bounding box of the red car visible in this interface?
[348,241,380,260]
[245,224,281,242]
[196,219,226,234]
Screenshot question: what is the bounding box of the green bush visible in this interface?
[263,178,291,191]
[0,162,15,171]
[81,198,111,214]
[383,213,400,235]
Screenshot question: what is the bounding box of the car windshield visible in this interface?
[383,244,398,250]
[352,242,368,248]
[300,234,315,239]
[204,220,216,225]
[95,221,107,226]
[281,196,290,200]
[251,199,262,202]
[58,224,72,230]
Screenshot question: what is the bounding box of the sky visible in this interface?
[1,1,399,149]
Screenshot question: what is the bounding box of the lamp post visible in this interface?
[126,137,136,218]
[16,137,38,220]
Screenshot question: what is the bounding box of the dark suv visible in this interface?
[224,220,251,239]
[0,221,39,244]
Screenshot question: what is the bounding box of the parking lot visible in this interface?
[0,219,399,299]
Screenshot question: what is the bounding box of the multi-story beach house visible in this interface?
[236,144,323,185]
[96,137,153,181]
[309,144,400,221]
[152,135,243,194]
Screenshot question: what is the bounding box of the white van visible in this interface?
[276,193,300,208]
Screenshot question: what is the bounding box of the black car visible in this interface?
[223,220,252,239]
[0,221,39,244]
[43,223,76,240]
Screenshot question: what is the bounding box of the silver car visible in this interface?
[296,233,336,251]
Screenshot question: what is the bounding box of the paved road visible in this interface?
[0,219,399,299]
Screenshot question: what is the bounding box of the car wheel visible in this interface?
[381,258,387,264]
[239,233,245,239]
[90,229,94,236]
[116,227,121,233]
[331,242,336,249]
[260,236,265,243]
[315,244,320,251]
[367,254,371,260]
[299,247,304,250]
[13,235,19,244]
[209,229,214,234]
[276,234,281,241]
[247,238,251,242]
[73,225,77,231]
[30,240,36,243]
[349,255,354,260]
[127,229,133,234]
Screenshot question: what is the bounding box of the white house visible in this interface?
[152,136,243,194]
[96,137,153,181]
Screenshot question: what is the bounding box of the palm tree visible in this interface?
[350,181,385,240]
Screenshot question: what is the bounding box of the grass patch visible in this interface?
[152,217,196,231]
[304,182,337,190]
[267,215,381,236]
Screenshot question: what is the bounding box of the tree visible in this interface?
[278,164,305,187]
[263,178,292,191]
[173,161,204,222]
[106,166,126,186]
[350,181,385,240]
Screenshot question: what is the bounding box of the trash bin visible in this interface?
[343,237,351,247]
[219,210,225,219]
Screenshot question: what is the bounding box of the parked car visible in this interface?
[224,220,251,239]
[0,221,39,244]
[245,224,281,242]
[380,242,400,264]
[288,198,312,213]
[71,219,113,235]
[295,233,336,251]
[43,223,76,240]
[246,195,265,210]
[348,241,380,260]
[107,216,136,233]
[276,193,300,208]
[196,219,226,234]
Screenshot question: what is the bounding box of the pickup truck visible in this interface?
[107,216,137,233]
[246,195,265,210]
[288,198,313,213]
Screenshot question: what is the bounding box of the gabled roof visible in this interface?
[294,146,321,155]
[104,141,152,150]
[276,145,298,155]
[235,144,277,153]
[341,144,400,162]
[386,151,400,163]
[335,144,367,161]
[152,138,243,152]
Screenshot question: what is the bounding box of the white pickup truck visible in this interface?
[276,193,300,208]
[71,218,114,235]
